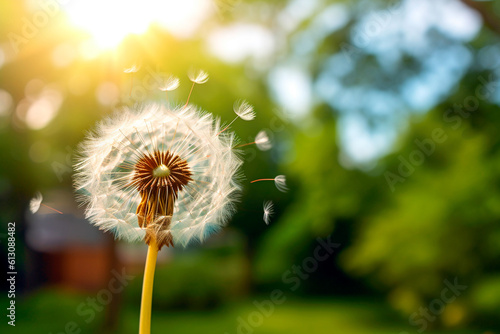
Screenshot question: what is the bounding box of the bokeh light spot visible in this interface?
[23,87,64,130]
[207,24,275,64]
[68,74,91,96]
[95,82,120,106]
[0,89,13,116]
[25,79,45,100]
[52,43,77,68]
[25,98,59,130]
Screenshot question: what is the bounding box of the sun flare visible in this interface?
[62,0,212,51]
[63,1,152,50]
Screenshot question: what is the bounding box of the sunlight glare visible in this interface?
[63,0,212,51]
[64,1,151,50]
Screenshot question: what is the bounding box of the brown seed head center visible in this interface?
[130,150,192,248]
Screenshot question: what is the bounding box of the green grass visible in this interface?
[120,298,481,334]
[5,290,484,334]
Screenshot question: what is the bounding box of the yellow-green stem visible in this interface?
[139,239,158,334]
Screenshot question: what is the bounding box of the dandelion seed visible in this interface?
[124,64,141,97]
[235,130,272,150]
[29,191,63,214]
[218,100,256,135]
[251,175,288,192]
[29,192,43,213]
[263,200,274,225]
[185,69,209,108]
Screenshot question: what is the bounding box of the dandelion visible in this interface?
[251,175,288,192]
[263,200,274,225]
[74,104,242,246]
[29,191,63,214]
[185,69,209,107]
[74,103,242,333]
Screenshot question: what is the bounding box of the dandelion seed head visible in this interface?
[158,75,180,92]
[274,175,288,192]
[255,130,272,151]
[263,200,274,225]
[74,103,242,248]
[30,191,43,213]
[233,99,255,121]
[188,69,209,84]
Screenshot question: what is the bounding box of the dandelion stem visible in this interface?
[130,75,134,97]
[41,203,63,214]
[139,239,159,334]
[250,179,275,183]
[184,82,196,108]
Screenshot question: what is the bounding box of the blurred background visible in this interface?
[1,0,499,333]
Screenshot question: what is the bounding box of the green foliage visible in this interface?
[4,289,99,333]
[338,107,500,327]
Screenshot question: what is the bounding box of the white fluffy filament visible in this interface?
[255,130,272,151]
[29,192,43,213]
[233,99,256,121]
[188,69,209,84]
[123,64,140,73]
[263,200,274,225]
[274,175,288,193]
[159,75,180,92]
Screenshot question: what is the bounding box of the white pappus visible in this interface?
[74,103,243,248]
